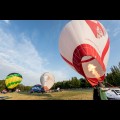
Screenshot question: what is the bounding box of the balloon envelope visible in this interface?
[30,84,42,93]
[59,20,110,86]
[5,73,22,89]
[40,72,55,91]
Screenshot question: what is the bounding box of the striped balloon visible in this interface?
[5,73,22,89]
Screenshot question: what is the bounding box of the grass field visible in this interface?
[0,89,93,100]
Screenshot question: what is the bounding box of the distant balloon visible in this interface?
[40,72,55,91]
[59,20,110,86]
[5,73,22,89]
[30,84,42,93]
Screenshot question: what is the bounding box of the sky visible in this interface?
[0,20,120,86]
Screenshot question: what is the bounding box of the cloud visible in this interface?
[0,27,68,86]
[2,20,10,24]
[113,28,120,37]
[103,20,120,38]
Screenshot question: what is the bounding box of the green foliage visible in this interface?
[79,78,86,88]
[0,80,6,91]
[105,62,120,86]
[16,84,32,92]
[51,77,92,89]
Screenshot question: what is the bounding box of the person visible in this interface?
[41,88,45,94]
[1,89,7,94]
[93,86,100,100]
[57,87,60,92]
[15,89,20,92]
[93,82,105,100]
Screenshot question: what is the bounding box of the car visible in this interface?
[93,87,120,100]
[105,87,120,100]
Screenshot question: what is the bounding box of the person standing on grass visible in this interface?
[93,82,106,100]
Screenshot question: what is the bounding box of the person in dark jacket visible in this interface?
[93,82,105,100]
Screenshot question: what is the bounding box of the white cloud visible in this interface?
[113,28,120,37]
[0,28,68,86]
[103,20,120,38]
[2,20,10,24]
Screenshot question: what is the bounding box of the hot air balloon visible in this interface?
[5,73,22,89]
[59,20,110,87]
[30,84,42,93]
[40,72,55,91]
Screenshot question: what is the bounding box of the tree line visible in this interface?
[51,77,91,89]
[104,62,120,86]
[0,80,32,92]
[1,62,120,91]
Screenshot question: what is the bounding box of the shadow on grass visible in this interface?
[18,92,63,100]
[18,92,52,97]
[0,96,12,100]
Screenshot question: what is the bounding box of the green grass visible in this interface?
[0,89,93,100]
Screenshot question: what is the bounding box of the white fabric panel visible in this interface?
[82,56,93,61]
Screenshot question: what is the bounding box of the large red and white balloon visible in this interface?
[59,20,110,86]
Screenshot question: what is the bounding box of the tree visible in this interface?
[105,63,120,86]
[0,80,6,91]
[71,77,80,88]
[80,78,86,88]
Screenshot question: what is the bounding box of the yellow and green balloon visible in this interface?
[5,73,22,89]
